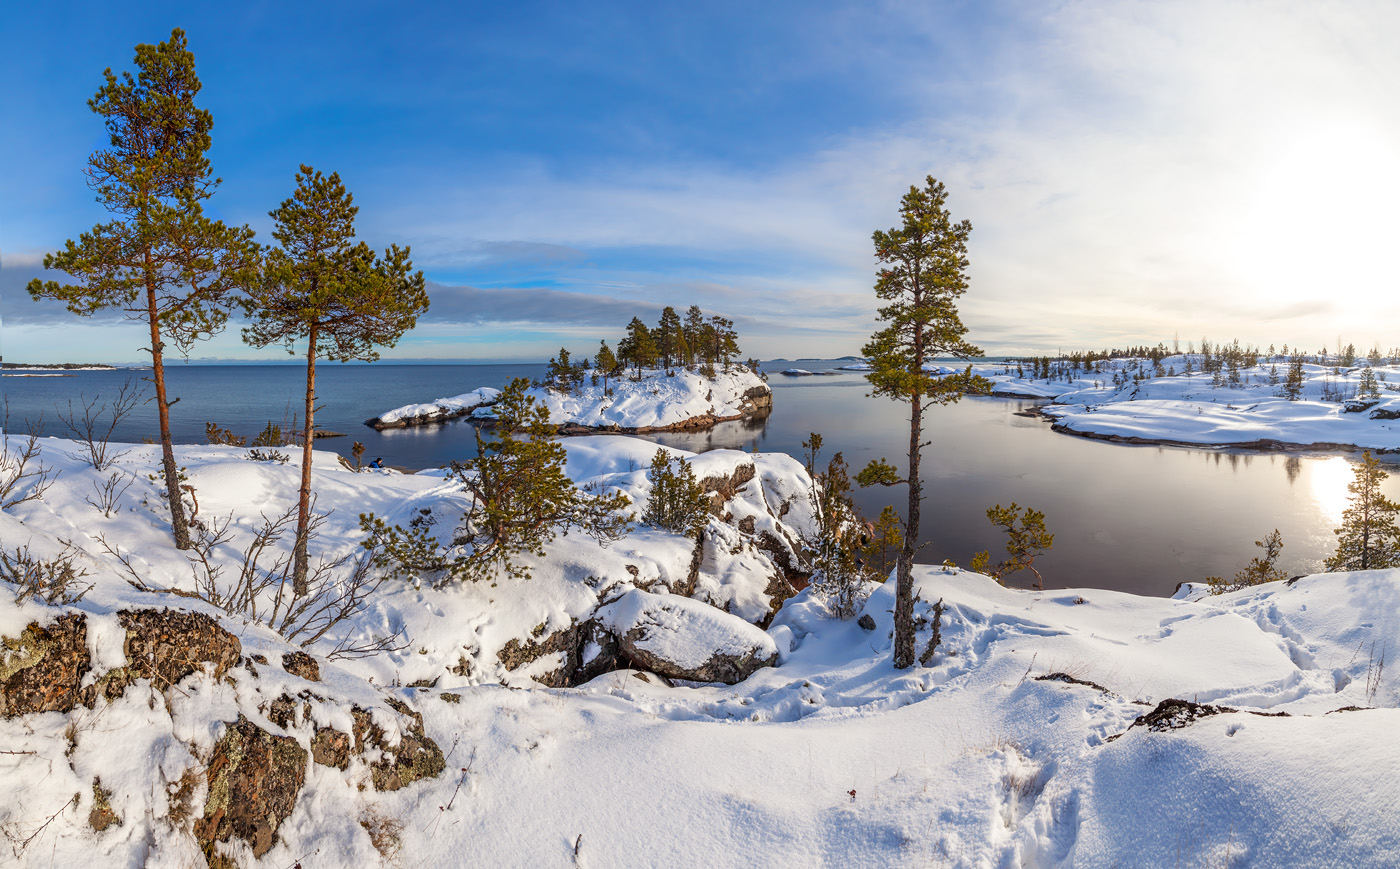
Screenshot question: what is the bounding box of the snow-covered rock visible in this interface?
[595,589,778,683]
[365,386,499,428]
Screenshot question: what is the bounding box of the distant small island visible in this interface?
[1,362,117,370]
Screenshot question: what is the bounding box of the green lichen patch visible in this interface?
[88,777,122,831]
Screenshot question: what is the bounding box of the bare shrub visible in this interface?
[86,471,135,517]
[0,541,92,605]
[0,406,57,509]
[112,500,404,659]
[54,378,142,470]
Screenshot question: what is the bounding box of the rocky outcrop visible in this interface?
[699,462,756,511]
[83,609,243,703]
[195,715,308,859]
[1,613,89,718]
[496,618,621,688]
[121,609,242,685]
[308,699,445,791]
[596,590,778,684]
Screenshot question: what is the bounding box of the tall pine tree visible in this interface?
[27,28,258,550]
[856,176,984,669]
[241,166,427,593]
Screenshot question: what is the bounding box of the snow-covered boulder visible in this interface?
[595,589,779,684]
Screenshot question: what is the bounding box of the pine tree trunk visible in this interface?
[146,273,191,551]
[894,390,922,670]
[292,326,318,596]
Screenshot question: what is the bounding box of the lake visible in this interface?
[6,360,1396,597]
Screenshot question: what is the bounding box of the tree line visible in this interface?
[544,306,746,392]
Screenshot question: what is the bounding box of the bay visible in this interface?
[6,360,1395,597]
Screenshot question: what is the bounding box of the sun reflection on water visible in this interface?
[1308,456,1354,525]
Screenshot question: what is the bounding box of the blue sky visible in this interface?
[5,1,1400,363]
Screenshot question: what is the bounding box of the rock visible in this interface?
[281,651,320,682]
[353,699,446,791]
[857,613,877,631]
[699,462,757,512]
[119,608,242,689]
[312,726,352,770]
[596,589,779,684]
[1,613,89,718]
[88,777,121,831]
[496,618,622,687]
[195,715,307,859]
[1130,698,1235,733]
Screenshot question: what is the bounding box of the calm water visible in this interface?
[6,361,1397,597]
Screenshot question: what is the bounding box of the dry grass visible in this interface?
[166,765,204,828]
[361,809,405,860]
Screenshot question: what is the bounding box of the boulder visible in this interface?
[280,651,320,682]
[0,613,90,717]
[595,589,778,684]
[119,608,241,688]
[496,618,621,688]
[195,715,307,859]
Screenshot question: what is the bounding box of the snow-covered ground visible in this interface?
[370,367,771,432]
[964,355,1400,452]
[2,434,1397,866]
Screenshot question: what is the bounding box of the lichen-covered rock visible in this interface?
[195,715,307,859]
[1130,698,1237,733]
[1,613,89,717]
[281,651,320,682]
[596,589,779,684]
[351,699,446,791]
[496,618,621,687]
[88,777,121,831]
[312,726,352,770]
[119,608,241,689]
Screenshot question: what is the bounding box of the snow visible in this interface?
[594,588,778,669]
[373,367,769,432]
[959,355,1400,452]
[1,432,1397,866]
[373,386,499,425]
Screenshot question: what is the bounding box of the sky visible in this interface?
[3,0,1400,364]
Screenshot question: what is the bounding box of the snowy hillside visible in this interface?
[1,434,1397,866]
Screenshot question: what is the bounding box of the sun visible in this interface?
[1235,121,1400,316]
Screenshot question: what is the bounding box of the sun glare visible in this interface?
[1307,455,1354,525]
[1236,123,1400,314]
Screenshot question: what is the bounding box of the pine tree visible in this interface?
[1206,529,1286,594]
[683,305,706,367]
[855,176,985,669]
[1283,354,1306,400]
[642,449,709,537]
[968,503,1054,588]
[595,340,619,394]
[618,317,657,377]
[1326,452,1400,571]
[656,306,683,370]
[242,166,428,593]
[27,29,258,550]
[1358,367,1382,400]
[455,379,633,581]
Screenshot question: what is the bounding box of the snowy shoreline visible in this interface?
[366,366,772,434]
[961,355,1400,455]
